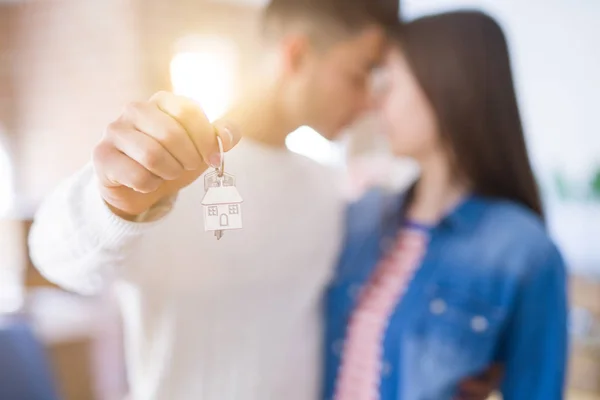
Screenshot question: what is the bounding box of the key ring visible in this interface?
[215,128,225,178]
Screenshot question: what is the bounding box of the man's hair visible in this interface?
[262,0,399,44]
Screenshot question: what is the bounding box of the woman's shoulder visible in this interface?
[472,197,565,275]
[477,197,550,247]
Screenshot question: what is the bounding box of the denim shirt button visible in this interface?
[471,316,489,332]
[429,298,447,315]
[332,339,344,356]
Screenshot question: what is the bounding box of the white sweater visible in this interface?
[29,138,346,400]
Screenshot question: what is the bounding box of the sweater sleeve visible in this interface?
[28,163,175,295]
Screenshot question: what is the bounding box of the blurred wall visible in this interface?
[0,5,16,142]
[10,0,141,207]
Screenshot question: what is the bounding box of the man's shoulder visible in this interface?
[283,154,347,199]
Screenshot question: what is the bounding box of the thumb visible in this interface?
[213,119,242,152]
[205,119,242,168]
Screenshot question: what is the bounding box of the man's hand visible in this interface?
[455,363,504,400]
[93,91,240,219]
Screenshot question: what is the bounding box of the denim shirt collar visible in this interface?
[441,195,487,231]
[385,190,486,234]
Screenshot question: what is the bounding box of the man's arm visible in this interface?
[29,91,241,295]
[455,364,503,400]
[498,244,569,400]
[28,164,174,295]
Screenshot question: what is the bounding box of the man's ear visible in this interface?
[280,34,312,76]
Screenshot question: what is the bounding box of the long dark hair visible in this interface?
[394,11,543,218]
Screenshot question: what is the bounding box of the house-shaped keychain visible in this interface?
[201,184,244,232]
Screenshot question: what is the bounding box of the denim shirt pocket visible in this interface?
[400,284,506,399]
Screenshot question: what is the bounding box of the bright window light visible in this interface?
[285,126,346,166]
[170,36,238,122]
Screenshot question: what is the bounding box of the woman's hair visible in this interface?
[393,11,543,218]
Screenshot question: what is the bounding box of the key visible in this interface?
[201,135,243,240]
[204,171,235,191]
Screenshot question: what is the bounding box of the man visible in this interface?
[30,1,396,399]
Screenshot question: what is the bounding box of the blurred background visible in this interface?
[0,0,598,399]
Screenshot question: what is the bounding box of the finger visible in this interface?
[151,92,241,167]
[210,119,242,167]
[123,100,203,171]
[455,389,490,400]
[107,123,184,181]
[460,364,503,393]
[486,364,504,382]
[150,92,214,164]
[455,394,485,400]
[459,378,490,392]
[94,142,163,194]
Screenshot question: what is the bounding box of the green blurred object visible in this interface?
[554,171,571,200]
[591,168,600,200]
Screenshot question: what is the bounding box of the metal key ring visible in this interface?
[215,129,225,178]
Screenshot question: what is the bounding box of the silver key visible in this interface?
[204,171,235,191]
[201,136,243,240]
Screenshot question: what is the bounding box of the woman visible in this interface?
[324,11,568,400]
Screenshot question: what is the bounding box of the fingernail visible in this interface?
[208,153,221,168]
[221,127,234,146]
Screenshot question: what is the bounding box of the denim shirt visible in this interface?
[323,190,568,400]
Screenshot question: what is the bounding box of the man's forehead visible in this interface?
[338,26,388,67]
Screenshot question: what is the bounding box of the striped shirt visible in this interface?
[334,221,431,400]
